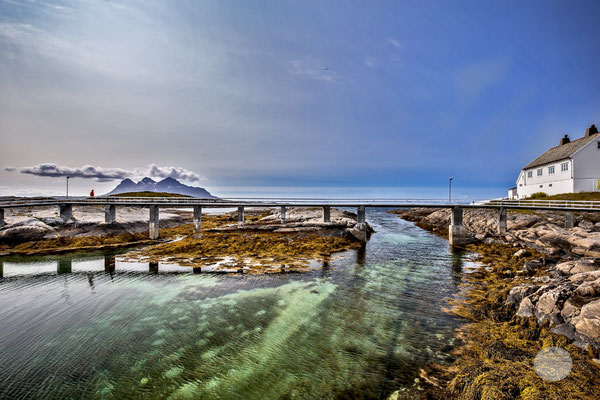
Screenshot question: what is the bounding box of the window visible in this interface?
[519,184,523,187]
[549,183,553,187]
[539,185,543,188]
[527,171,533,178]
[537,168,543,176]
[548,166,555,174]
[561,162,569,172]
[597,141,600,150]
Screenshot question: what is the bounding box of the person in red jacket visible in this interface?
[90,189,95,197]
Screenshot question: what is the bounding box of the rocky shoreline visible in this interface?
[393,207,600,351]
[391,207,600,399]
[0,207,372,273]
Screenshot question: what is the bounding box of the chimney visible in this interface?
[559,134,570,146]
[585,124,598,138]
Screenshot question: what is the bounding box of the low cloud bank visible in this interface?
[3,163,205,183]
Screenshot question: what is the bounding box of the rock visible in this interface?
[0,219,55,242]
[561,297,586,321]
[569,270,600,283]
[579,220,595,230]
[550,323,576,341]
[572,299,600,340]
[571,259,600,274]
[574,279,600,297]
[513,249,531,258]
[521,260,542,275]
[535,288,568,325]
[517,297,535,318]
[506,284,539,305]
[555,261,577,275]
[474,233,486,241]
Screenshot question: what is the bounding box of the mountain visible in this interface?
[106,177,216,198]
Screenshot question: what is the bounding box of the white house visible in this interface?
[511,124,600,199]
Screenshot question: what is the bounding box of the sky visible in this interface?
[1,0,599,199]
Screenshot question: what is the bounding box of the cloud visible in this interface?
[145,164,204,182]
[288,59,337,82]
[4,163,205,183]
[387,37,402,49]
[364,57,377,68]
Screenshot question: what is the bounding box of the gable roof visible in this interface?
[523,134,598,170]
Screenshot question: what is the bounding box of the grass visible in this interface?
[526,192,600,201]
[110,191,191,198]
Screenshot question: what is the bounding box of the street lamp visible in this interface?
[448,177,453,203]
[66,176,70,200]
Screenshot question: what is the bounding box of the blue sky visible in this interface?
[0,0,599,198]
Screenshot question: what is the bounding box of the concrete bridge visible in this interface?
[1,197,600,245]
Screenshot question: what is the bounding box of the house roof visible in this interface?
[523,134,598,170]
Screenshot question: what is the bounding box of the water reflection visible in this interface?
[0,210,475,399]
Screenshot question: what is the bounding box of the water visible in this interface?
[0,209,474,399]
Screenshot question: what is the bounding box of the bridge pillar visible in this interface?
[280,206,286,224]
[105,205,116,224]
[149,262,159,274]
[149,206,159,239]
[59,204,72,221]
[352,206,368,243]
[565,212,574,230]
[357,206,366,224]
[449,207,467,246]
[0,208,4,228]
[323,206,331,223]
[104,255,115,272]
[57,259,72,274]
[497,208,507,234]
[193,206,202,232]
[237,206,245,223]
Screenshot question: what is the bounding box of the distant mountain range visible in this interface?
[105,177,216,198]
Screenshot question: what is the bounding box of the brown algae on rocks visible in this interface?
[1,208,367,274]
[391,209,600,399]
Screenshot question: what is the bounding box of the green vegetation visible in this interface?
[527,192,548,199]
[526,191,600,201]
[110,191,191,198]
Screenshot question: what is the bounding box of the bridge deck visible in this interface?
[1,198,600,212]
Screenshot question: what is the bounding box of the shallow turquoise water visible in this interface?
[0,210,473,399]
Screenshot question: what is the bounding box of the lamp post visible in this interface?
[448,177,453,203]
[66,176,70,200]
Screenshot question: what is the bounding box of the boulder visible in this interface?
[569,270,600,283]
[571,259,600,274]
[506,284,539,306]
[555,261,577,275]
[535,288,568,325]
[513,249,531,258]
[0,219,54,242]
[573,279,600,297]
[517,297,535,318]
[572,299,600,340]
[521,260,542,275]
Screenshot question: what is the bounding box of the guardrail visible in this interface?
[477,199,600,209]
[0,197,472,207]
[2,197,600,210]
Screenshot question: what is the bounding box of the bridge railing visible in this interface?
[475,199,600,209]
[0,197,472,207]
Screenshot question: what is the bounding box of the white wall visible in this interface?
[572,137,600,192]
[516,159,574,198]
